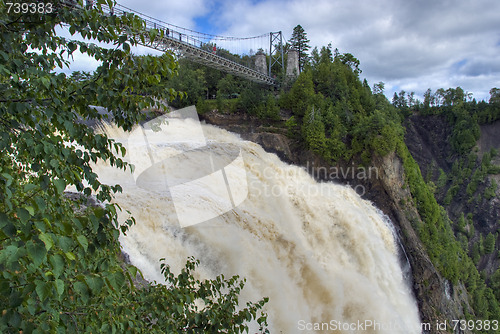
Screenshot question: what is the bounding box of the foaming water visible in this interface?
[92,111,421,333]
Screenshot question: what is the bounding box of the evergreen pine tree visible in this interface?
[484,233,497,254]
[289,24,310,72]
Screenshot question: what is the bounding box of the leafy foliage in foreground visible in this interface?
[0,0,268,332]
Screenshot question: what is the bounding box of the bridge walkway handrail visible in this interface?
[60,0,276,85]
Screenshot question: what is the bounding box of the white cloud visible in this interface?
[117,0,210,30]
[53,0,500,101]
[210,0,500,100]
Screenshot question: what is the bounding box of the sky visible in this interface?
[67,0,500,102]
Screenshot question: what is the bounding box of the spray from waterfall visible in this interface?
[92,107,421,333]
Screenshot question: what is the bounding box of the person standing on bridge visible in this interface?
[213,45,216,54]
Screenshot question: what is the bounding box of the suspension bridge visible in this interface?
[63,1,296,86]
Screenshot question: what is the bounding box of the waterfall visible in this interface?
[92,107,421,333]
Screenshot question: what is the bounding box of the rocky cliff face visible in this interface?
[373,153,472,332]
[200,111,472,332]
[406,115,500,277]
[405,116,500,227]
[404,115,453,176]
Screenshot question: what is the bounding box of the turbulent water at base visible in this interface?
[92,107,421,333]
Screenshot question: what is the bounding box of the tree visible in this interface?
[311,44,334,71]
[336,52,361,75]
[217,74,239,98]
[0,0,268,332]
[441,87,466,106]
[302,106,327,154]
[287,71,315,116]
[490,87,500,105]
[238,82,268,115]
[423,88,433,111]
[372,82,385,95]
[289,24,310,72]
[168,60,207,108]
[259,94,280,120]
[484,233,497,254]
[310,47,320,69]
[392,90,408,109]
[492,269,500,300]
[457,213,467,234]
[320,43,334,64]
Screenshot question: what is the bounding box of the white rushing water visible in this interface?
[92,107,421,333]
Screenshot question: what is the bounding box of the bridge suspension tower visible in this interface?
[269,31,284,77]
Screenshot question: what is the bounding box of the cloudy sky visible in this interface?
[69,0,500,101]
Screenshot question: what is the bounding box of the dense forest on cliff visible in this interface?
[397,88,500,323]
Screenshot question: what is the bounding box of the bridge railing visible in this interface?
[60,1,213,49]
[109,6,207,49]
[59,1,275,85]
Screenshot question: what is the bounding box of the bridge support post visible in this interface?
[255,52,268,75]
[286,48,299,78]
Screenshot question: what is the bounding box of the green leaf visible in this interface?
[68,42,77,53]
[109,271,125,291]
[1,173,13,186]
[25,206,35,216]
[76,235,88,252]
[0,213,8,229]
[53,179,66,194]
[85,276,104,294]
[54,279,64,297]
[0,245,18,266]
[49,254,65,279]
[73,281,89,303]
[57,236,73,252]
[16,208,30,222]
[9,292,23,308]
[149,29,158,42]
[35,280,53,302]
[34,196,47,211]
[0,279,10,295]
[41,77,50,89]
[23,183,37,192]
[27,241,47,267]
[39,233,54,251]
[64,252,76,261]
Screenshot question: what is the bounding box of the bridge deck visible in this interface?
[148,35,276,86]
[63,1,276,86]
